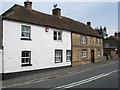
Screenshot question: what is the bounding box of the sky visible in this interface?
[0,0,119,36]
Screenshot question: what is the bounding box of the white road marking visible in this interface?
[50,69,120,90]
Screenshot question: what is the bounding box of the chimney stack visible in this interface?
[52,8,61,16]
[118,32,120,37]
[24,0,32,9]
[87,22,91,27]
[114,32,118,36]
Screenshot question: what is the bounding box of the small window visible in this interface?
[81,36,87,44]
[66,50,71,62]
[21,25,31,40]
[105,43,110,47]
[96,39,100,45]
[53,31,62,41]
[82,49,87,58]
[21,51,32,66]
[55,50,62,63]
[90,37,94,44]
[97,49,101,56]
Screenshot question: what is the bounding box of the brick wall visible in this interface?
[72,33,104,67]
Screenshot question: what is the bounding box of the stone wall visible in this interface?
[72,33,104,67]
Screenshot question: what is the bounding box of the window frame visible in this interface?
[21,51,32,67]
[90,37,94,44]
[66,50,71,62]
[81,36,87,44]
[53,31,62,41]
[97,49,101,56]
[96,39,100,45]
[55,50,63,63]
[82,49,87,58]
[105,43,110,47]
[21,25,31,40]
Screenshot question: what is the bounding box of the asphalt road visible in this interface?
[8,61,118,89]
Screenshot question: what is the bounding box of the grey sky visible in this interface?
[0,0,119,36]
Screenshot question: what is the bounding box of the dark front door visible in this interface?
[91,50,95,63]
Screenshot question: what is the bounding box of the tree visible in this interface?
[95,26,108,38]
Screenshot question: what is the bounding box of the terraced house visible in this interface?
[72,22,104,66]
[0,1,103,79]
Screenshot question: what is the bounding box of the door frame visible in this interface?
[91,50,95,63]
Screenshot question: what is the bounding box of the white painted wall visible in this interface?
[3,20,71,73]
[0,49,2,73]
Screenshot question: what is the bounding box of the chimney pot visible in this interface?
[24,0,32,9]
[87,22,91,27]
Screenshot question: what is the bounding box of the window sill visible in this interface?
[55,62,62,63]
[66,60,71,62]
[21,38,32,41]
[54,40,62,42]
[82,57,87,59]
[81,43,87,44]
[21,64,32,67]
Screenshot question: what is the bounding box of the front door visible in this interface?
[91,50,94,63]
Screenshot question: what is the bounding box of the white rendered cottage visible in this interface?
[0,1,102,79]
[0,1,72,79]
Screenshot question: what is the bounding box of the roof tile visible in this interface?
[2,4,101,37]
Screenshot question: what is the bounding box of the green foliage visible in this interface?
[95,26,108,38]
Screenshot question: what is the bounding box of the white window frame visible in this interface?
[82,49,87,58]
[96,39,100,45]
[53,31,62,41]
[21,25,31,40]
[21,51,31,66]
[55,50,62,63]
[66,50,71,62]
[97,49,101,56]
[90,37,94,44]
[81,36,87,44]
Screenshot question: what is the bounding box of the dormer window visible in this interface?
[53,31,62,41]
[21,25,31,40]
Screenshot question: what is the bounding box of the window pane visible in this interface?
[54,31,57,35]
[66,50,71,62]
[81,36,86,44]
[55,50,62,63]
[58,36,62,40]
[56,52,59,56]
[58,32,62,36]
[21,32,26,37]
[22,52,26,57]
[21,51,31,65]
[98,49,101,56]
[26,33,30,37]
[22,58,26,63]
[26,58,29,62]
[26,52,29,57]
[82,50,87,58]
[54,36,57,40]
[56,57,60,62]
[21,25,31,39]
[54,31,62,41]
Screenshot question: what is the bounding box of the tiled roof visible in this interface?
[107,36,120,41]
[2,4,102,38]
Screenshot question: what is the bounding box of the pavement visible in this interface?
[2,55,119,88]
